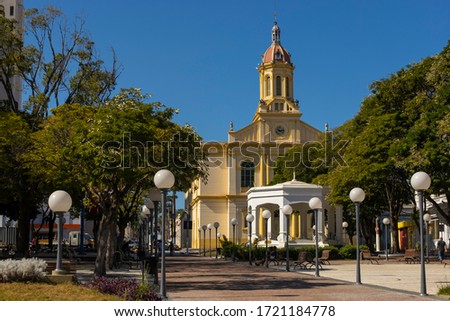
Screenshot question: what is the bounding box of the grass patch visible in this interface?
[438,283,450,296]
[0,282,122,301]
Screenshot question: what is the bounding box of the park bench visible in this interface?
[45,259,77,274]
[113,250,135,269]
[361,250,380,264]
[404,249,420,264]
[319,249,331,265]
[293,251,322,270]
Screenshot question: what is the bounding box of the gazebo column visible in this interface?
[250,207,257,242]
[292,212,299,238]
[279,205,287,242]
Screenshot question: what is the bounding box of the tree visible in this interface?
[29,89,208,275]
[0,16,23,112]
[0,112,43,252]
[321,42,450,252]
[20,7,120,130]
[0,6,120,254]
[398,42,450,226]
[272,42,450,253]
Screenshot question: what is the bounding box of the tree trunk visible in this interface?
[94,212,116,276]
[17,214,30,255]
[106,220,117,270]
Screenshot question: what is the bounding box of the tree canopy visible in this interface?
[273,42,450,252]
[28,88,208,275]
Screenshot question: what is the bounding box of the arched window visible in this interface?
[240,161,255,188]
[285,78,290,98]
[265,76,271,96]
[276,76,282,96]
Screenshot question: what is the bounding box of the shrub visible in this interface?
[338,244,369,259]
[0,258,48,282]
[84,277,162,301]
[322,245,340,259]
[438,283,450,296]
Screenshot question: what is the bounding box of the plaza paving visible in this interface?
[77,254,450,301]
[163,255,448,301]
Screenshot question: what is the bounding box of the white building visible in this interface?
[0,0,23,110]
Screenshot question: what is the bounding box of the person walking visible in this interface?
[436,237,447,261]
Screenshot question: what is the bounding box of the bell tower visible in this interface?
[254,21,300,121]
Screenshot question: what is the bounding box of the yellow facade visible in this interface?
[185,22,321,249]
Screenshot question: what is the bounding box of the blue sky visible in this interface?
[27,0,450,142]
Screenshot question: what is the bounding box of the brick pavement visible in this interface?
[164,255,447,301]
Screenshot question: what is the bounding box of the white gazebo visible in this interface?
[247,179,344,248]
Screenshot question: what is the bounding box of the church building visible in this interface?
[185,22,344,249]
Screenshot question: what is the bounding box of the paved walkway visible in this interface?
[75,254,450,301]
[163,255,448,301]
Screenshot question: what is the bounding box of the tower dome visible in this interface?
[262,21,292,64]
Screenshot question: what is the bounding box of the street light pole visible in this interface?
[202,225,207,256]
[145,200,154,256]
[309,198,322,277]
[342,221,348,244]
[213,222,220,259]
[411,171,431,296]
[231,218,237,262]
[141,205,151,283]
[423,213,431,260]
[349,187,365,285]
[207,223,212,257]
[262,210,271,268]
[246,213,254,265]
[281,204,293,272]
[48,190,72,275]
[198,227,202,256]
[154,169,175,299]
[382,217,390,262]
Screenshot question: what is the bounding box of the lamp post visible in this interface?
[262,210,271,268]
[201,225,207,256]
[207,223,212,257]
[184,210,191,255]
[217,233,221,257]
[342,221,348,244]
[48,190,72,275]
[423,213,431,260]
[349,187,365,285]
[141,205,151,254]
[382,217,390,262]
[213,222,220,259]
[148,188,161,258]
[411,171,431,296]
[246,213,254,265]
[309,197,322,277]
[231,218,237,262]
[140,205,151,283]
[198,227,202,255]
[144,200,154,256]
[153,169,175,299]
[282,204,293,272]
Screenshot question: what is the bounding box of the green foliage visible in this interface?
[338,244,369,260]
[438,283,450,296]
[27,88,208,275]
[219,245,342,262]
